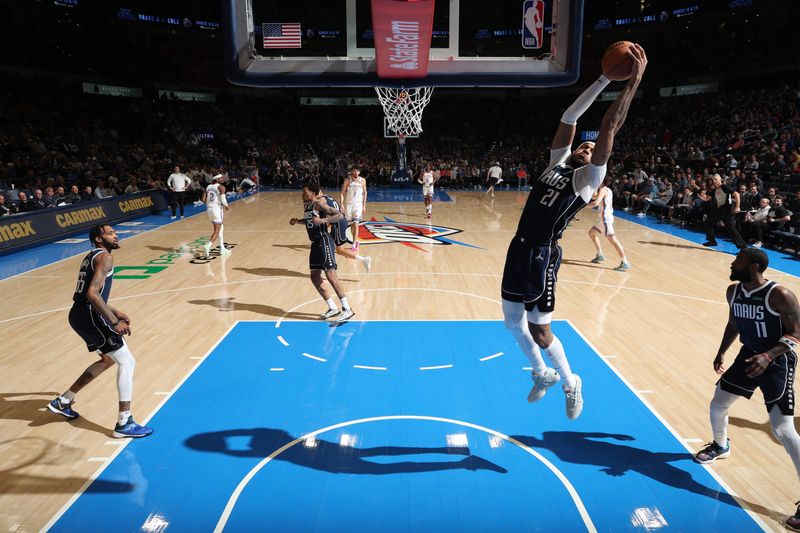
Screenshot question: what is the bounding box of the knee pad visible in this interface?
[107,345,136,371]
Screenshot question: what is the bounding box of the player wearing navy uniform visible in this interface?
[290,183,356,322]
[693,248,800,531]
[321,189,372,273]
[47,225,153,438]
[501,44,647,419]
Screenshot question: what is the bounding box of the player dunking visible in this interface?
[341,167,367,251]
[291,183,355,322]
[202,174,230,257]
[320,186,372,273]
[418,164,440,219]
[48,225,153,438]
[501,44,647,419]
[693,249,800,530]
[588,177,630,271]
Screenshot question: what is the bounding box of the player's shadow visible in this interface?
[146,245,187,253]
[187,298,320,319]
[511,431,775,516]
[234,267,306,278]
[234,267,358,283]
[638,240,719,251]
[185,428,507,475]
[271,244,309,252]
[0,392,112,436]
[561,259,614,270]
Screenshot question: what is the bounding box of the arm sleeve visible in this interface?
[573,164,607,203]
[560,75,611,125]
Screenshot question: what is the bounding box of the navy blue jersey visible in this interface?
[731,281,784,352]
[323,194,348,235]
[73,249,113,305]
[303,201,328,241]
[516,164,586,243]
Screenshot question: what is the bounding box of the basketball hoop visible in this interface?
[375,86,434,137]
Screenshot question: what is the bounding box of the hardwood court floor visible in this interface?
[1,190,798,531]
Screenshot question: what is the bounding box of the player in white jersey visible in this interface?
[588,177,630,271]
[202,174,230,257]
[341,167,367,251]
[418,164,440,219]
[486,162,503,198]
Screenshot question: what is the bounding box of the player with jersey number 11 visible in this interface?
[501,43,647,420]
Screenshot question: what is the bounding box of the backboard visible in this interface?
[223,0,584,88]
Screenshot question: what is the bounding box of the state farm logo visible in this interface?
[356,219,479,251]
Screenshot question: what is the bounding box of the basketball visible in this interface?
[601,41,637,81]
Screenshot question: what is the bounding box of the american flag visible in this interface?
[262,22,302,49]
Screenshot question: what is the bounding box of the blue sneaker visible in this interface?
[112,418,154,438]
[48,398,79,419]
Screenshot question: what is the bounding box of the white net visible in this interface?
[374,86,434,136]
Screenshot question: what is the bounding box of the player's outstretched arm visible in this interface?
[551,74,612,151]
[591,44,647,168]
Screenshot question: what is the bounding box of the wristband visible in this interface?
[780,335,799,351]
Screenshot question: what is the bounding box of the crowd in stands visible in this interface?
[1,73,799,252]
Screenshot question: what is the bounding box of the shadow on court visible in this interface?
[0,435,133,494]
[234,267,358,283]
[188,298,320,319]
[185,428,507,475]
[511,431,777,516]
[638,240,720,251]
[561,259,616,270]
[0,392,111,436]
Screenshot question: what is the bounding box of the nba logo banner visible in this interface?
[522,0,544,49]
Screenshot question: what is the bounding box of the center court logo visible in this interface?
[356,218,479,251]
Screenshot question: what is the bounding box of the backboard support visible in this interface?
[223,0,584,89]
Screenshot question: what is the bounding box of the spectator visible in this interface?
[30,189,47,210]
[94,179,114,198]
[124,177,139,195]
[81,186,94,202]
[42,186,58,207]
[16,191,33,212]
[0,194,9,216]
[64,185,82,204]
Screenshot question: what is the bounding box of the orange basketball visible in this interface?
[601,41,636,81]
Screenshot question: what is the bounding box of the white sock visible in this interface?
[543,336,576,391]
[218,225,225,249]
[621,256,628,263]
[117,410,131,425]
[61,390,76,403]
[325,298,337,310]
[340,296,350,310]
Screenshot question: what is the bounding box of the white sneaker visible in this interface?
[201,242,211,256]
[337,309,355,323]
[565,375,583,419]
[320,308,340,320]
[361,256,372,273]
[220,247,232,255]
[170,216,176,220]
[527,367,560,403]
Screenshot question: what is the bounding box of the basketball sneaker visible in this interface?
[112,417,154,438]
[694,439,730,464]
[590,253,605,263]
[48,397,79,419]
[337,309,355,323]
[220,247,232,255]
[565,375,584,419]
[201,242,212,256]
[361,256,372,273]
[786,502,800,531]
[527,367,560,403]
[320,308,341,320]
[613,261,631,272]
